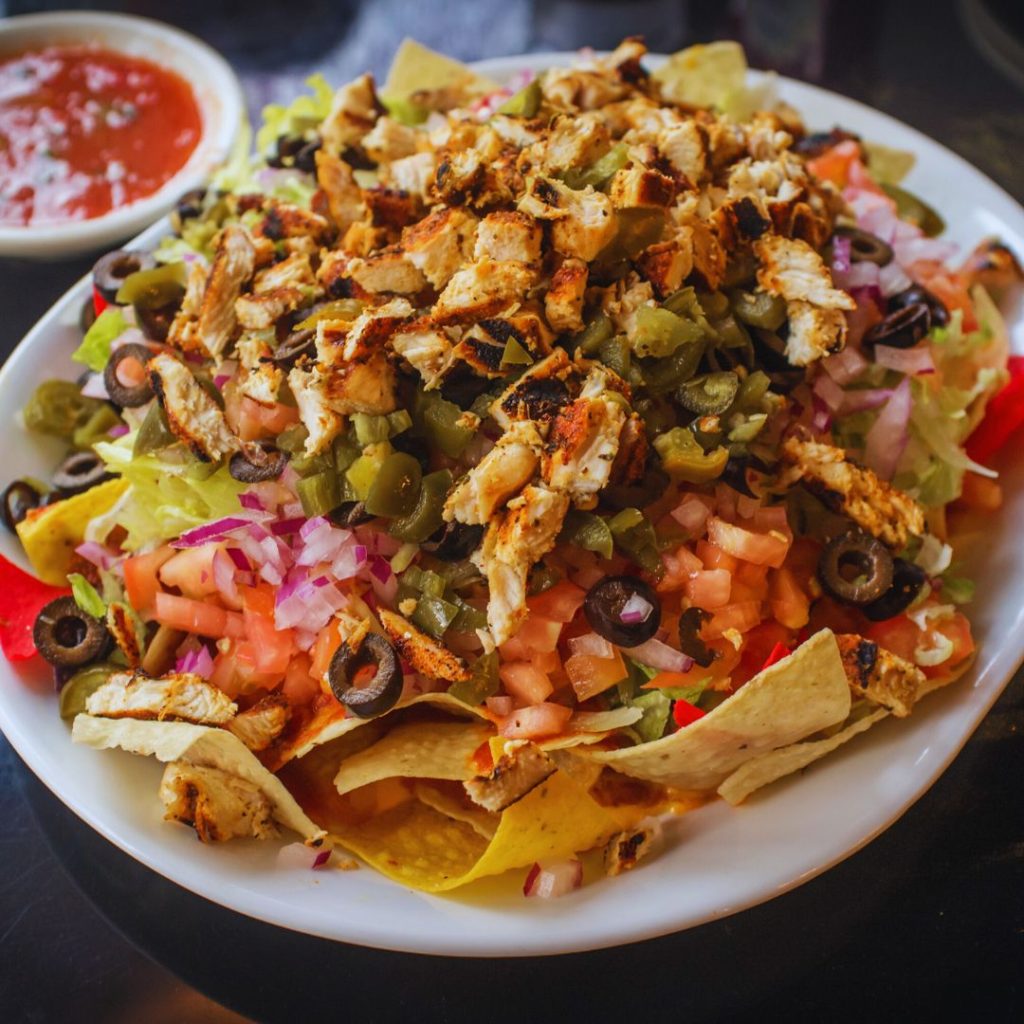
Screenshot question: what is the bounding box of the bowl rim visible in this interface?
[0,9,244,254]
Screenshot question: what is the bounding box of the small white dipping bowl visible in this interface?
[0,10,244,260]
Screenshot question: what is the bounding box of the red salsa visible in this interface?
[0,45,202,226]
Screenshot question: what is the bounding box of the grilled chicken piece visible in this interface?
[445,420,544,525]
[519,177,617,262]
[86,671,237,725]
[347,249,427,295]
[541,66,630,112]
[785,300,847,366]
[148,352,240,462]
[106,603,141,669]
[227,693,292,752]
[391,317,454,389]
[781,436,925,550]
[160,761,279,842]
[452,307,555,378]
[533,112,611,174]
[433,258,535,325]
[635,239,692,298]
[474,211,542,264]
[836,634,927,718]
[657,120,707,185]
[378,608,471,683]
[544,258,588,333]
[604,825,658,876]
[474,483,570,644]
[235,287,305,330]
[384,151,436,199]
[600,274,655,339]
[361,115,419,163]
[288,364,344,455]
[315,150,367,233]
[490,348,579,429]
[607,164,676,209]
[253,252,316,294]
[463,741,555,812]
[755,234,854,310]
[236,332,283,406]
[543,393,626,509]
[401,206,478,290]
[256,202,331,245]
[320,72,382,154]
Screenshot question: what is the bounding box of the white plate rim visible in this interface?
[0,51,1022,957]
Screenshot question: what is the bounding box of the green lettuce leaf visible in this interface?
[73,308,128,373]
[69,573,106,618]
[255,74,334,160]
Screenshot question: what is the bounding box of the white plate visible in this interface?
[0,54,1022,957]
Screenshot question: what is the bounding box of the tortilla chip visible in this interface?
[413,780,498,840]
[382,38,496,101]
[333,719,492,795]
[72,714,324,842]
[717,706,890,805]
[580,629,851,790]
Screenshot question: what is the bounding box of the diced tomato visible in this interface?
[734,559,770,591]
[965,355,1024,465]
[533,648,562,675]
[240,583,276,618]
[243,609,294,675]
[0,553,70,661]
[309,619,343,685]
[659,545,703,592]
[123,545,174,615]
[152,592,246,640]
[514,614,563,653]
[808,595,868,637]
[158,543,221,600]
[761,641,791,670]
[707,517,791,568]
[564,649,627,701]
[910,261,975,326]
[501,702,573,739]
[643,669,700,690]
[866,609,975,679]
[92,285,109,317]
[526,580,586,623]
[956,471,1003,512]
[933,611,975,672]
[499,662,553,705]
[805,139,860,188]
[685,569,731,609]
[225,385,300,441]
[703,600,763,640]
[734,620,793,686]
[498,634,531,661]
[671,698,706,728]
[769,566,810,629]
[864,614,918,662]
[209,637,283,696]
[696,540,739,573]
[282,652,320,706]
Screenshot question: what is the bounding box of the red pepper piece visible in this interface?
[92,285,108,318]
[0,553,70,661]
[761,641,792,671]
[672,698,706,729]
[965,355,1024,465]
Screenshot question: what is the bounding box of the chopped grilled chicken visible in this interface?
[315,150,367,233]
[106,603,141,668]
[610,411,649,484]
[785,299,847,366]
[227,693,292,752]
[600,274,655,339]
[445,420,544,525]
[490,348,579,429]
[384,151,436,198]
[463,741,555,812]
[534,112,611,173]
[346,249,427,295]
[160,761,278,842]
[836,634,927,718]
[543,393,626,509]
[361,116,419,163]
[288,364,344,455]
[86,671,237,724]
[474,483,570,643]
[657,120,707,184]
[544,257,589,333]
[607,164,676,209]
[541,66,630,112]
[453,307,555,378]
[433,258,535,325]
[378,608,471,683]
[401,206,478,289]
[754,234,855,310]
[235,287,305,330]
[474,211,542,263]
[433,147,484,205]
[253,252,316,293]
[236,331,283,405]
[363,187,423,232]
[781,436,925,549]
[320,72,381,153]
[634,239,692,298]
[256,201,331,244]
[391,317,454,388]
[519,177,617,262]
[604,825,658,876]
[148,352,240,462]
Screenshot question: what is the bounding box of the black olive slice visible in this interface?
[52,452,112,495]
[834,225,894,266]
[104,343,155,407]
[229,442,289,483]
[33,596,110,669]
[424,522,485,562]
[887,284,949,328]
[92,249,156,303]
[329,501,374,528]
[135,301,179,343]
[584,575,662,648]
[862,558,929,621]
[272,328,317,368]
[79,295,97,333]
[678,607,718,668]
[818,531,894,606]
[295,138,322,174]
[174,188,206,223]
[863,302,931,351]
[1,479,43,532]
[328,632,403,718]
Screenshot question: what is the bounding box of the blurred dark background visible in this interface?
[1,1,1022,1021]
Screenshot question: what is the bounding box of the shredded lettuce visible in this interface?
[92,433,246,550]
[69,573,106,618]
[73,308,128,373]
[255,74,334,160]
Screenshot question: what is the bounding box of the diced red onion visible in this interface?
[276,841,328,870]
[849,284,885,311]
[736,494,760,520]
[670,495,712,533]
[271,517,307,536]
[831,234,852,273]
[173,516,251,548]
[623,637,694,673]
[369,555,392,585]
[108,424,130,438]
[619,593,653,624]
[834,260,880,291]
[331,540,367,580]
[567,632,614,659]
[864,377,912,480]
[312,849,331,869]
[175,645,214,679]
[811,396,833,433]
[369,568,398,606]
[300,516,329,541]
[75,541,118,571]
[239,492,265,512]
[812,373,847,413]
[212,547,240,604]
[822,345,868,385]
[523,859,583,899]
[874,344,935,376]
[840,387,894,415]
[486,695,514,717]
[226,547,251,571]
[878,260,912,296]
[80,373,110,400]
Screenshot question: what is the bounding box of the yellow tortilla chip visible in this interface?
[17,478,129,584]
[413,780,498,840]
[333,719,492,795]
[71,713,324,842]
[580,629,851,790]
[382,38,496,100]
[717,706,890,805]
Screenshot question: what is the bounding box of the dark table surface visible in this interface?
[1,1,1022,1021]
